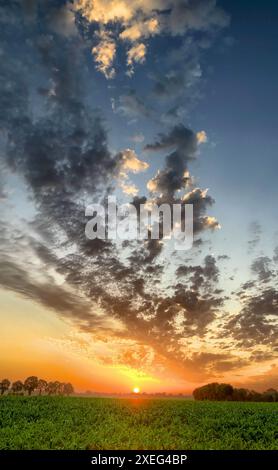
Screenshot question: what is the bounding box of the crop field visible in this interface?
[0,396,277,450]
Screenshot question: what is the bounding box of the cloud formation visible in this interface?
[119,148,149,174]
[92,31,117,78]
[1,1,276,389]
[74,0,229,77]
[145,126,219,233]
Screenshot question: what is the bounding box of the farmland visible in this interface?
[0,396,277,450]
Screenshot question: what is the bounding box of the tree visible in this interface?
[56,382,65,396]
[0,379,10,395]
[193,382,278,402]
[47,381,59,395]
[232,388,248,401]
[63,383,74,396]
[2,377,75,397]
[24,376,39,395]
[193,383,234,401]
[262,388,278,402]
[54,381,63,395]
[247,390,263,402]
[11,380,24,394]
[193,382,233,401]
[37,379,48,395]
[217,383,234,400]
[46,381,74,396]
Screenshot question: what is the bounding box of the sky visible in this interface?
[0,0,278,394]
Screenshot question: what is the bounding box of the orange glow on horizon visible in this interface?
[1,290,277,395]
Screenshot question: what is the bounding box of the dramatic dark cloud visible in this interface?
[222,250,278,352]
[176,255,219,287]
[145,126,220,234]
[226,287,278,348]
[251,256,273,282]
[145,125,197,199]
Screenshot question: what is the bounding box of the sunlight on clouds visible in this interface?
[2,0,277,396]
[127,43,147,73]
[196,130,208,144]
[41,329,165,391]
[120,18,159,42]
[92,31,116,79]
[74,0,133,24]
[146,178,158,193]
[120,148,149,173]
[118,148,149,196]
[120,181,139,196]
[203,216,221,230]
[74,0,229,78]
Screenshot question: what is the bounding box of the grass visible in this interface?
[0,396,277,450]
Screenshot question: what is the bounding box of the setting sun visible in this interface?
[133,387,140,394]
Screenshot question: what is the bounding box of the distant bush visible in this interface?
[193,383,278,402]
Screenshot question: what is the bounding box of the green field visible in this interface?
[0,396,277,450]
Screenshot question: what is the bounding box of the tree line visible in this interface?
[193,382,278,402]
[0,377,74,396]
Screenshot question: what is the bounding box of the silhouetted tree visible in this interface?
[0,379,10,395]
[216,383,234,400]
[24,376,39,395]
[47,381,59,395]
[45,381,74,396]
[54,381,62,395]
[57,382,65,395]
[37,379,48,395]
[263,388,278,402]
[1,377,76,397]
[63,383,74,396]
[247,390,263,402]
[193,383,234,401]
[11,380,24,394]
[193,382,277,402]
[232,387,248,401]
